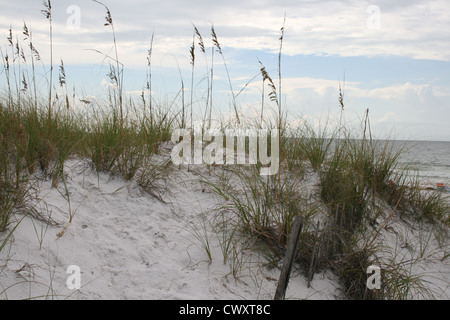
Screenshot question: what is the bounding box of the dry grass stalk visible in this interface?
[41,0,53,125]
[211,25,240,125]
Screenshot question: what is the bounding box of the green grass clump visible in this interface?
[0,97,174,236]
[319,136,407,240]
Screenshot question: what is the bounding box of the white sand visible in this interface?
[0,147,448,300]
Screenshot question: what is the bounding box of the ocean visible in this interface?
[392,140,450,188]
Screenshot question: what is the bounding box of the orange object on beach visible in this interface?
[437,183,444,188]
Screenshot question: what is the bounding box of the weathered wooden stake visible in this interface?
[307,221,320,288]
[274,215,304,300]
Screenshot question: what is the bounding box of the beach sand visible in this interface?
[0,146,448,300]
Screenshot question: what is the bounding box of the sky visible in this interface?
[1,0,450,141]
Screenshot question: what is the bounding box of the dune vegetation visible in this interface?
[1,1,448,300]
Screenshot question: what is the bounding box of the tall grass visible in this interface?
[0,2,175,239]
[199,133,319,269]
[41,0,53,125]
[211,25,240,125]
[0,109,30,232]
[319,137,404,237]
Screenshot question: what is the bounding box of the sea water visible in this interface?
[324,139,450,189]
[393,140,450,188]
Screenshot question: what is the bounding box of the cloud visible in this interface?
[281,77,357,95]
[1,1,450,141]
[378,112,396,123]
[245,76,450,140]
[100,78,118,89]
[348,82,448,107]
[2,0,450,69]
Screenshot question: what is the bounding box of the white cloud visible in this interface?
[348,82,446,105]
[378,111,396,123]
[281,77,356,95]
[2,0,450,67]
[100,78,118,89]
[1,0,450,141]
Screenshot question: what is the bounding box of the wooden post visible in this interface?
[307,221,320,288]
[274,215,304,300]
